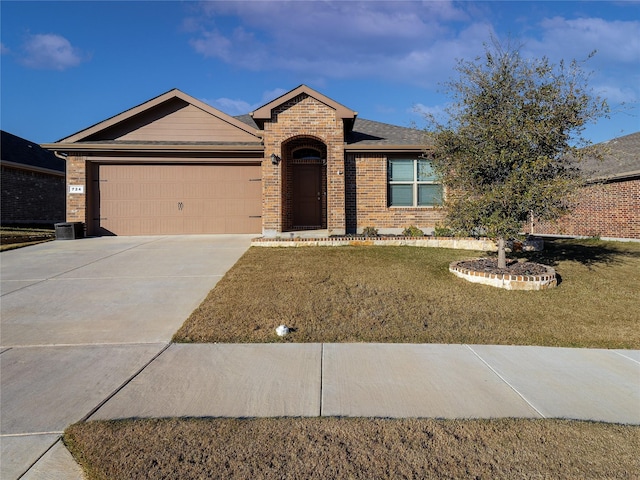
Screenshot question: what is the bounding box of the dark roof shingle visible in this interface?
[1,130,65,173]
[581,131,640,181]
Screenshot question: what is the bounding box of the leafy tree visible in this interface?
[428,41,609,268]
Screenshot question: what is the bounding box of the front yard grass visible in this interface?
[174,239,640,348]
[64,417,639,480]
[0,227,55,251]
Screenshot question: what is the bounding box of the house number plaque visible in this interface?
[69,185,84,194]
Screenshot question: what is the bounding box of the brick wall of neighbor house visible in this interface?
[65,155,87,224]
[533,179,640,240]
[346,153,447,233]
[261,94,345,234]
[1,166,65,224]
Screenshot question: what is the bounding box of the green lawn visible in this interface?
[174,239,640,348]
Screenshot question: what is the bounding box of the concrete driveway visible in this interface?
[0,235,253,479]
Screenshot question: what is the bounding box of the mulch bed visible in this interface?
[455,258,550,276]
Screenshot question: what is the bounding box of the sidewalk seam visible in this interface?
[320,343,324,417]
[612,350,640,365]
[465,345,546,419]
[1,431,63,437]
[79,342,172,423]
[18,437,62,480]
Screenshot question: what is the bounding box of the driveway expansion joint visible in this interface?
[81,342,172,423]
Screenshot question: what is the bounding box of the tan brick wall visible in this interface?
[533,179,640,239]
[261,94,345,235]
[346,153,446,233]
[66,155,87,224]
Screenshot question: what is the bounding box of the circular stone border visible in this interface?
[449,260,557,291]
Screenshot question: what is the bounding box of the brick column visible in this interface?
[66,155,86,224]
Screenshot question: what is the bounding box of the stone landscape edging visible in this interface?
[251,236,497,251]
[449,260,557,290]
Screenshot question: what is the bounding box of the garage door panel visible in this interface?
[96,164,261,235]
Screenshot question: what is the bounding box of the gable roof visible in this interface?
[54,89,261,144]
[251,85,358,130]
[581,131,640,181]
[235,114,427,152]
[1,130,65,174]
[346,118,428,150]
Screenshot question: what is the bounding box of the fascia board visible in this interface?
[252,85,357,121]
[41,143,265,154]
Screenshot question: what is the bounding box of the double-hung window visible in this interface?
[388,158,443,207]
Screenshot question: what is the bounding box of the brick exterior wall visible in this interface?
[533,178,639,240]
[345,153,447,234]
[1,166,65,224]
[261,94,345,235]
[65,155,87,224]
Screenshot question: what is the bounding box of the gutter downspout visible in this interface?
[53,151,68,161]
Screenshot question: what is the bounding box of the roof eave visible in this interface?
[0,159,65,176]
[344,144,431,153]
[251,85,357,123]
[586,170,640,183]
[41,143,265,154]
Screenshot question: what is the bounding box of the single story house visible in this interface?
[42,85,445,237]
[1,130,66,226]
[532,131,639,240]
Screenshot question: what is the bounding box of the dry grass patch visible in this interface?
[64,417,640,480]
[0,227,55,251]
[174,239,640,348]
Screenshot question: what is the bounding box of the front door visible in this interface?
[293,164,322,227]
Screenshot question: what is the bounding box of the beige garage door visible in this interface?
[96,164,262,235]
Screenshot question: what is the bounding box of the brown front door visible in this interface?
[293,164,322,227]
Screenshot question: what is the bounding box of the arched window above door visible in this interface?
[292,147,323,161]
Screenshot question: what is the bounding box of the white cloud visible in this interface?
[260,88,288,104]
[593,83,638,104]
[521,16,640,108]
[19,33,87,70]
[186,0,473,84]
[186,1,638,102]
[203,87,290,116]
[532,17,640,64]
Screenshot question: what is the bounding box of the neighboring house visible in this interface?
[533,132,640,240]
[1,130,66,226]
[42,85,445,236]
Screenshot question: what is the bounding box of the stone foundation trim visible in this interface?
[449,261,557,291]
[252,236,497,252]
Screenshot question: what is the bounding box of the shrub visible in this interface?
[402,225,424,237]
[361,226,379,237]
[433,225,454,237]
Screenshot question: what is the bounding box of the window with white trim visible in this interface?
[388,158,443,207]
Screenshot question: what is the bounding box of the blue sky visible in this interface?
[1,1,638,145]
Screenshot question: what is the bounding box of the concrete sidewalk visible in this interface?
[90,343,640,424]
[3,344,639,479]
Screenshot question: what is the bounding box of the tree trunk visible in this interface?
[497,237,507,269]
